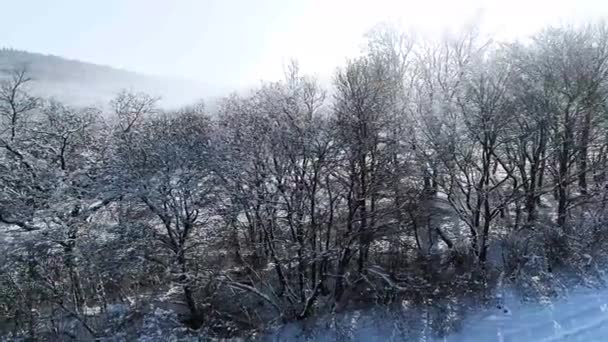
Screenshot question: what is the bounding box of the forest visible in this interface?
[2,22,608,340]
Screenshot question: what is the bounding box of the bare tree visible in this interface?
[115,110,216,327]
[110,90,158,134]
[0,67,39,142]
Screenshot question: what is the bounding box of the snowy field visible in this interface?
[448,289,608,342]
[267,286,608,341]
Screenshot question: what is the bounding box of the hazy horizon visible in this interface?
[3,0,608,90]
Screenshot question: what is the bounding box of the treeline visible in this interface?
[2,22,608,340]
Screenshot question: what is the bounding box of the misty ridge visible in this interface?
[3,18,608,341]
[0,48,219,109]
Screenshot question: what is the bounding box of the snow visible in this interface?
[450,289,608,342]
[267,286,608,341]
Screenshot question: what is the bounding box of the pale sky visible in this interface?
[2,0,608,89]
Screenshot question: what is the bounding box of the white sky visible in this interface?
[1,0,608,89]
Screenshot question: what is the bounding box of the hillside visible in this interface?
[0,48,218,108]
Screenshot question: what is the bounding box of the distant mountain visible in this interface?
[0,48,222,109]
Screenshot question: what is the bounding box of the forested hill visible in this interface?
[0,48,214,108]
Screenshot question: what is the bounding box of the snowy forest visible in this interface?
[2,22,608,340]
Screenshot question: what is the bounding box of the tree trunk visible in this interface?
[578,110,591,195]
[177,252,202,328]
[557,109,573,231]
[64,223,85,312]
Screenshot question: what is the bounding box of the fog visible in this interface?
[3,0,608,92]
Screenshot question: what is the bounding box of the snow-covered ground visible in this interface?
[449,288,608,342]
[267,286,608,341]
